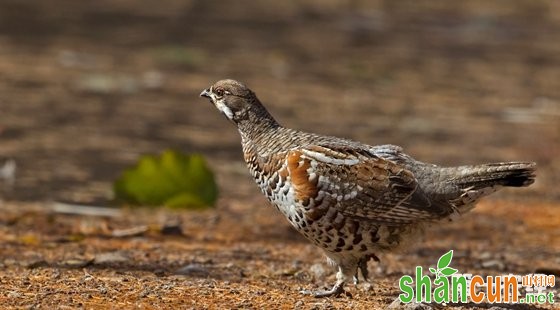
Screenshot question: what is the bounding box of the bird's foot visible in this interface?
[300,282,351,298]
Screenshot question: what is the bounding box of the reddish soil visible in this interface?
[0,0,558,308]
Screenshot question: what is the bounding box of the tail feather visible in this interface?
[441,162,536,215]
[451,162,536,189]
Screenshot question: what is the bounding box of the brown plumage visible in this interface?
[200,79,536,297]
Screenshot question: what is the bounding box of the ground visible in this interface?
[0,0,559,309]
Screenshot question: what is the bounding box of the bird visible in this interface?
[199,79,536,298]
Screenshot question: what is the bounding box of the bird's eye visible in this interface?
[215,88,224,97]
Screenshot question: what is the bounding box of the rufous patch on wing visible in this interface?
[286,150,319,202]
[354,162,388,182]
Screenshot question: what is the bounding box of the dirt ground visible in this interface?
[0,0,559,309]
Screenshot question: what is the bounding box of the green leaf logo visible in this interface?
[437,250,453,269]
[431,250,457,279]
[440,267,458,277]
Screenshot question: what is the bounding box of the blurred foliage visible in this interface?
[113,150,218,209]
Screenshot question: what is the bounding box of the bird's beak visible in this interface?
[200,89,211,98]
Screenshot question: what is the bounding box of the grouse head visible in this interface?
[200,79,274,125]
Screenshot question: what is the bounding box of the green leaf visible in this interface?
[440,267,458,277]
[113,150,218,209]
[429,267,437,274]
[437,250,454,269]
[165,193,209,209]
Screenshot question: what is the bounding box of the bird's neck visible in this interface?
[236,105,281,144]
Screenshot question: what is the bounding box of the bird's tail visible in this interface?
[450,162,536,189]
[443,162,536,214]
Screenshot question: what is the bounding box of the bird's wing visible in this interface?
[282,143,446,225]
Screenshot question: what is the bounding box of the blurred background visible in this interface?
[0,1,559,307]
[0,0,558,203]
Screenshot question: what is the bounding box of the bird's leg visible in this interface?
[301,265,353,298]
[355,253,380,284]
[357,257,369,283]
